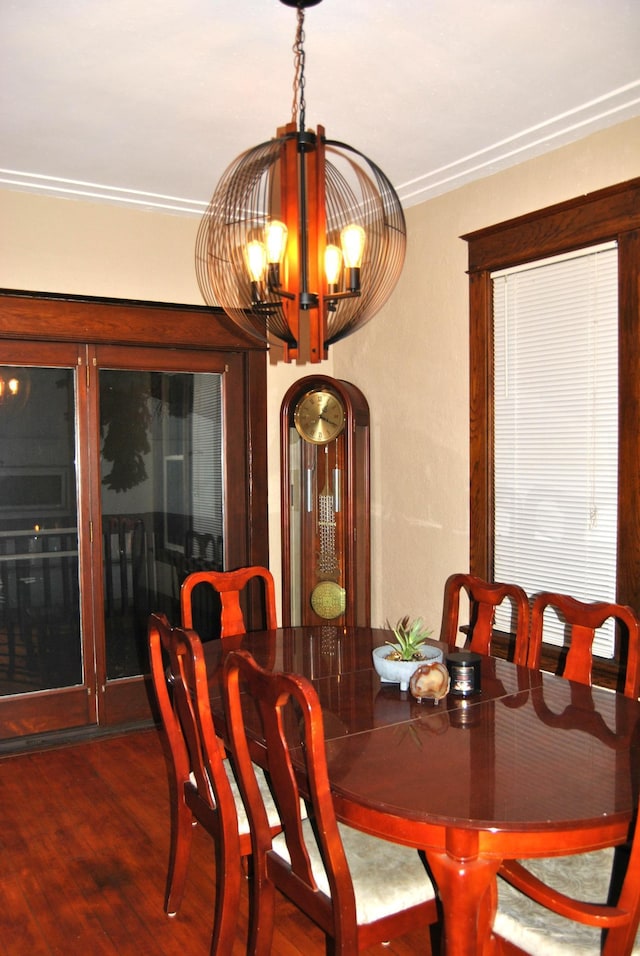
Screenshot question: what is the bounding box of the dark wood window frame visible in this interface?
[463,177,640,688]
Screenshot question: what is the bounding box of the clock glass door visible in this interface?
[289,436,346,624]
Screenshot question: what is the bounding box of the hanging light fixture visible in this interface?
[195,0,406,363]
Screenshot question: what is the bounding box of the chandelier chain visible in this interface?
[291,4,307,132]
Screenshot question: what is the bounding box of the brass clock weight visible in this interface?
[281,375,370,627]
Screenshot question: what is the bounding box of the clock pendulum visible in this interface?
[310,443,345,620]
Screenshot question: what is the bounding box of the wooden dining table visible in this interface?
[203,624,640,956]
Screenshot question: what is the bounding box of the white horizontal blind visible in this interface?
[492,243,618,656]
[192,374,223,541]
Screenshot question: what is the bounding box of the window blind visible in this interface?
[192,374,223,541]
[492,242,618,656]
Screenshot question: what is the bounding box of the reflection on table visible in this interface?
[205,625,640,956]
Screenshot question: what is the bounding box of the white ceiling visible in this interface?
[2,0,639,216]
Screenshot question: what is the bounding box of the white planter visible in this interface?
[372,643,443,691]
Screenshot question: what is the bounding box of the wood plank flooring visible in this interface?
[0,729,435,955]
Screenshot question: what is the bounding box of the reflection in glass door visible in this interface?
[0,367,81,696]
[99,369,223,680]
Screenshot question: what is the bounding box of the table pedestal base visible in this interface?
[424,830,501,956]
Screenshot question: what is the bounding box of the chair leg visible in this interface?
[165,789,194,916]
[428,918,443,955]
[210,847,242,956]
[247,869,277,956]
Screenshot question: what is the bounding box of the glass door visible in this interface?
[0,345,227,737]
[99,367,223,668]
[0,343,94,737]
[93,347,226,725]
[0,294,268,745]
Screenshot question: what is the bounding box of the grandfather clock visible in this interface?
[281,375,370,627]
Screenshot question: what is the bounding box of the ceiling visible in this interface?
[2,0,639,216]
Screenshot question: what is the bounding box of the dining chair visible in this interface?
[180,565,277,638]
[493,836,640,955]
[440,572,530,666]
[526,592,640,697]
[493,594,640,954]
[221,647,441,956]
[147,612,282,954]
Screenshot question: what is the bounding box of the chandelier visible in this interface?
[195,0,406,363]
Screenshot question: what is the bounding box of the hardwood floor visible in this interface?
[0,729,435,955]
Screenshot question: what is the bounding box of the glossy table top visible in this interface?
[205,624,640,835]
[204,624,640,955]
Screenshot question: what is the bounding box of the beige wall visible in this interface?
[332,116,640,629]
[1,115,639,628]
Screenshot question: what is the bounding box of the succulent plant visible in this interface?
[385,616,433,661]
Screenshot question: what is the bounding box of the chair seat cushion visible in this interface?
[192,763,284,834]
[224,760,282,834]
[271,821,436,925]
[494,848,640,955]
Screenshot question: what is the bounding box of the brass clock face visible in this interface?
[294,389,345,445]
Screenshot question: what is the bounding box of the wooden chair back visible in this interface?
[222,648,439,955]
[440,572,530,665]
[527,592,640,698]
[147,612,243,952]
[180,566,277,637]
[496,594,640,954]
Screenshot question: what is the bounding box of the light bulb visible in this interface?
[340,224,366,269]
[265,220,288,264]
[246,240,267,283]
[324,245,343,287]
[8,377,19,397]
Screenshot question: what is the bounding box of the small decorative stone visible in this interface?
[409,661,451,703]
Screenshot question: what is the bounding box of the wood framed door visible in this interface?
[92,344,236,726]
[0,341,94,737]
[0,322,268,740]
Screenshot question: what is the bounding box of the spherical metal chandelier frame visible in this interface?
[195,0,406,363]
[196,126,406,362]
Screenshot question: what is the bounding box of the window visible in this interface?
[492,244,618,655]
[463,177,640,684]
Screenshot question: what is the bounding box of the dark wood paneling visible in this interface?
[463,177,640,273]
[617,229,640,613]
[0,290,262,350]
[468,270,493,578]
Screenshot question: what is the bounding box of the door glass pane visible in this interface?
[100,369,223,680]
[0,367,81,695]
